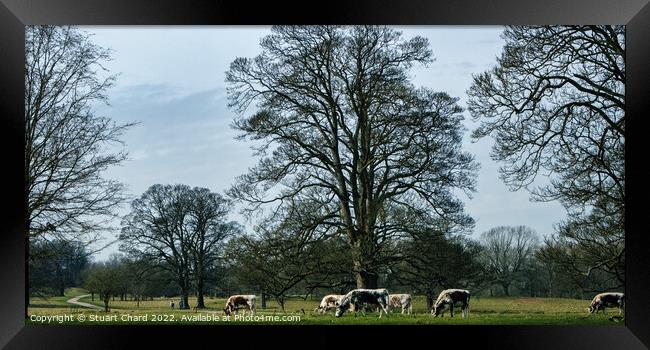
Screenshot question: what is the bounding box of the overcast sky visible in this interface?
[85,26,566,261]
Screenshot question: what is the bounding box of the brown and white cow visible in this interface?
[314,294,344,314]
[389,294,413,314]
[432,289,470,318]
[335,289,390,318]
[588,292,624,315]
[224,295,256,316]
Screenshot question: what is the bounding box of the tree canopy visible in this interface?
[25,26,133,244]
[468,26,624,287]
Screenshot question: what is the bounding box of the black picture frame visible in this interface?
[1,1,649,349]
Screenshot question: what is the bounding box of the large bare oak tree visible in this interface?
[226,26,477,288]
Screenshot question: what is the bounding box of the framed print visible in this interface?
[1,0,649,348]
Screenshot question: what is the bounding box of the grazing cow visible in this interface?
[389,294,413,314]
[224,295,256,316]
[335,289,390,318]
[588,292,624,315]
[432,289,470,318]
[314,294,344,314]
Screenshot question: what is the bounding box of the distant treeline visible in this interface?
[30,219,620,312]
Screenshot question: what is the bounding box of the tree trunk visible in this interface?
[91,292,94,301]
[356,270,378,289]
[55,264,65,297]
[261,293,267,309]
[103,294,110,312]
[180,291,190,310]
[25,223,30,319]
[195,260,205,308]
[351,237,378,289]
[196,289,205,309]
[502,283,510,296]
[278,297,285,313]
[195,277,205,308]
[23,189,32,319]
[177,270,191,309]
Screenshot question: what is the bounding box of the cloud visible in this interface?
[100,83,255,198]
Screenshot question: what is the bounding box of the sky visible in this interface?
[84,26,566,261]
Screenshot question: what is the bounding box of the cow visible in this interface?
[335,289,390,318]
[224,295,256,316]
[314,294,344,314]
[389,294,413,314]
[431,289,470,318]
[588,292,624,315]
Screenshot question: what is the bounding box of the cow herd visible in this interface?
[208,290,624,319]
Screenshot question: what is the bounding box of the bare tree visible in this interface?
[538,207,624,291]
[29,238,89,297]
[83,261,121,312]
[480,226,539,296]
[187,188,240,308]
[467,26,624,286]
[227,234,312,313]
[226,26,477,289]
[120,184,236,309]
[25,26,133,315]
[25,25,133,244]
[120,185,194,309]
[226,209,353,312]
[394,230,485,310]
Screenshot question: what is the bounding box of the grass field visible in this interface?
[26,288,623,325]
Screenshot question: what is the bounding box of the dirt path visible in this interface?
[66,294,102,309]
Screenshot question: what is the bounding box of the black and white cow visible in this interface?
[431,289,470,318]
[224,295,256,316]
[314,294,344,314]
[335,289,390,318]
[588,292,624,315]
[389,294,413,314]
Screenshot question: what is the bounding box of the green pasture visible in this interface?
[27,289,622,325]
